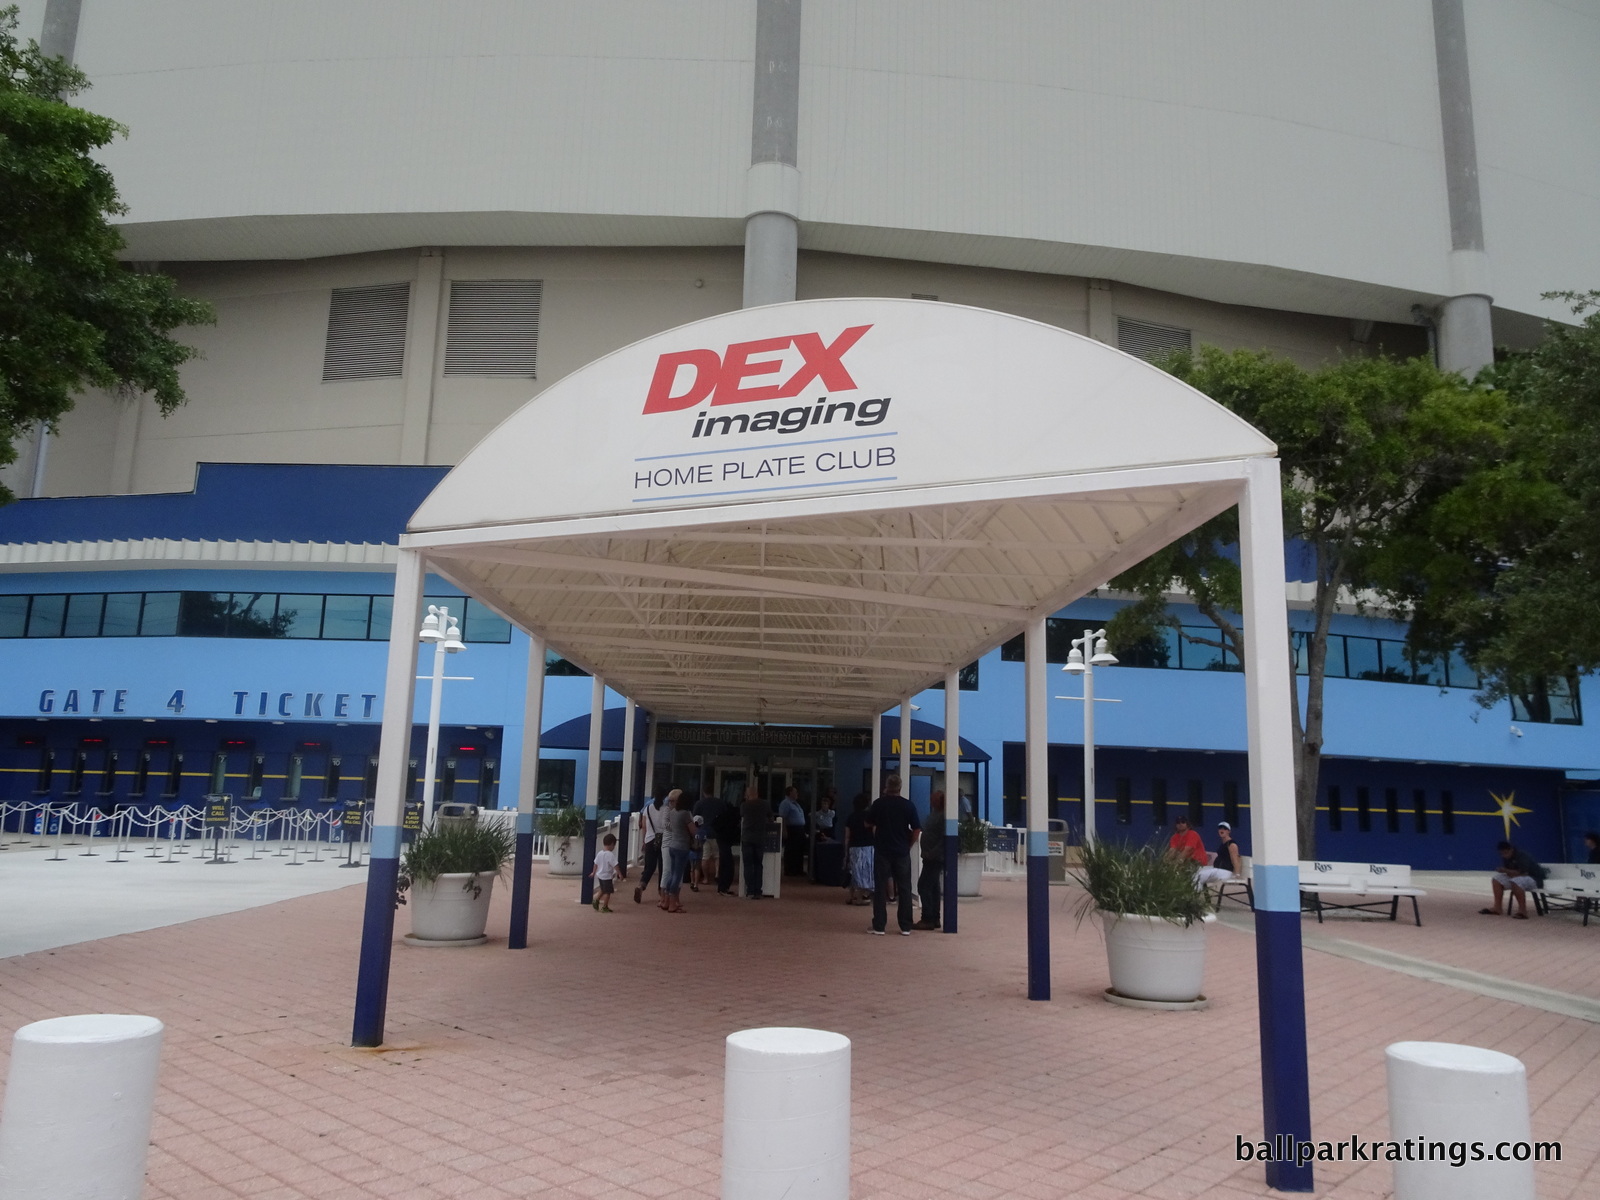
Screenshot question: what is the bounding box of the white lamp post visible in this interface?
[1060,627,1118,845]
[417,604,467,820]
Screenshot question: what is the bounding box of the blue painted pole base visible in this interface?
[1255,907,1314,1192]
[942,819,959,933]
[578,816,598,906]
[507,830,534,950]
[351,854,400,1046]
[1026,853,1050,1000]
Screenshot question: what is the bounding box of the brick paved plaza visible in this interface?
[1,862,1597,1199]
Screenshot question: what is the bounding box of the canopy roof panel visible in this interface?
[406,300,1277,725]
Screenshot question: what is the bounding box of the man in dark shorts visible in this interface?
[866,774,921,935]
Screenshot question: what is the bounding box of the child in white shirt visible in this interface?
[590,833,624,912]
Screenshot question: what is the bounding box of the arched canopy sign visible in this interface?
[404,299,1277,724]
[355,299,1313,1190]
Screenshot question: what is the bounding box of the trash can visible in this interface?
[1046,818,1069,883]
[436,803,478,832]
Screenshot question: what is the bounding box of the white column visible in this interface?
[399,248,445,463]
[640,718,659,864]
[372,551,426,839]
[0,1014,163,1200]
[620,696,636,821]
[1239,458,1299,876]
[516,634,547,823]
[722,1027,850,1200]
[585,676,605,815]
[869,714,882,801]
[898,699,912,789]
[943,677,961,829]
[1025,619,1049,842]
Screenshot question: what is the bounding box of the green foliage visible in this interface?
[1068,836,1211,928]
[957,815,989,855]
[537,805,586,838]
[1383,292,1600,710]
[1107,344,1507,855]
[396,820,516,903]
[0,7,212,501]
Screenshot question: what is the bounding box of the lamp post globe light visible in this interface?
[1060,628,1118,846]
[417,605,466,820]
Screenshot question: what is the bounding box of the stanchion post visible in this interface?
[1025,616,1050,1001]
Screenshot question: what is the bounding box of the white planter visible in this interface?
[957,853,984,897]
[547,835,583,876]
[1098,911,1214,1003]
[409,873,495,944]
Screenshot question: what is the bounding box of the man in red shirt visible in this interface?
[1167,816,1208,866]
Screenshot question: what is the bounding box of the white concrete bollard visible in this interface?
[1386,1041,1535,1200]
[0,1014,165,1200]
[722,1027,850,1200]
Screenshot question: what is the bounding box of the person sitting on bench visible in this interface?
[1195,821,1242,887]
[1482,841,1546,919]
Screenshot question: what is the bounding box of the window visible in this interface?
[1356,786,1372,833]
[1115,778,1132,825]
[67,749,87,795]
[163,754,183,798]
[325,757,342,800]
[1117,317,1192,362]
[1327,786,1342,832]
[931,661,981,690]
[1413,788,1427,834]
[132,752,152,797]
[441,759,458,805]
[322,594,371,639]
[64,593,104,637]
[1187,780,1204,825]
[277,594,325,639]
[364,757,379,800]
[1151,777,1168,825]
[1223,781,1240,827]
[27,594,64,637]
[285,755,304,802]
[536,758,576,807]
[139,593,181,635]
[98,752,118,796]
[210,752,228,795]
[481,759,499,808]
[322,283,410,381]
[0,595,26,637]
[1440,790,1455,835]
[1385,787,1400,834]
[1510,676,1582,725]
[444,280,542,377]
[248,756,265,798]
[101,593,143,636]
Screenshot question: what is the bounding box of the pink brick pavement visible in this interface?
[1,868,1596,1199]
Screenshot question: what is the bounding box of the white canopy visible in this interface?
[405,298,1276,724]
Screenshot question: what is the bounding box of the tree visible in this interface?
[1106,347,1508,857]
[1384,293,1600,715]
[0,7,211,502]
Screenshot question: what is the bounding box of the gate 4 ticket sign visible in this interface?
[408,298,1274,531]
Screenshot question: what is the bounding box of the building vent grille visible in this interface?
[321,283,410,381]
[444,280,543,378]
[1117,317,1192,362]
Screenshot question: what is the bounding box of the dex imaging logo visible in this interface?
[642,325,874,413]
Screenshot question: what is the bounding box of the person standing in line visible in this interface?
[813,793,837,842]
[913,789,946,930]
[658,790,695,913]
[713,789,743,896]
[739,785,771,899]
[866,774,921,935]
[633,788,669,904]
[693,788,727,891]
[843,794,874,905]
[778,785,808,876]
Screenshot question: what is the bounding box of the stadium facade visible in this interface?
[4,0,1600,867]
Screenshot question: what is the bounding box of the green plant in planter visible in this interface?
[396,821,516,906]
[957,815,990,855]
[1068,836,1210,928]
[537,805,586,838]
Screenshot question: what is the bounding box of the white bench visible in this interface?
[1299,860,1426,926]
[1537,864,1600,925]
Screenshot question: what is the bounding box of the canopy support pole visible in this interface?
[898,700,912,789]
[618,698,636,866]
[1240,458,1314,1192]
[579,675,604,906]
[352,548,426,1046]
[508,632,546,950]
[1025,616,1050,1001]
[943,671,960,933]
[869,716,882,802]
[639,719,658,864]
